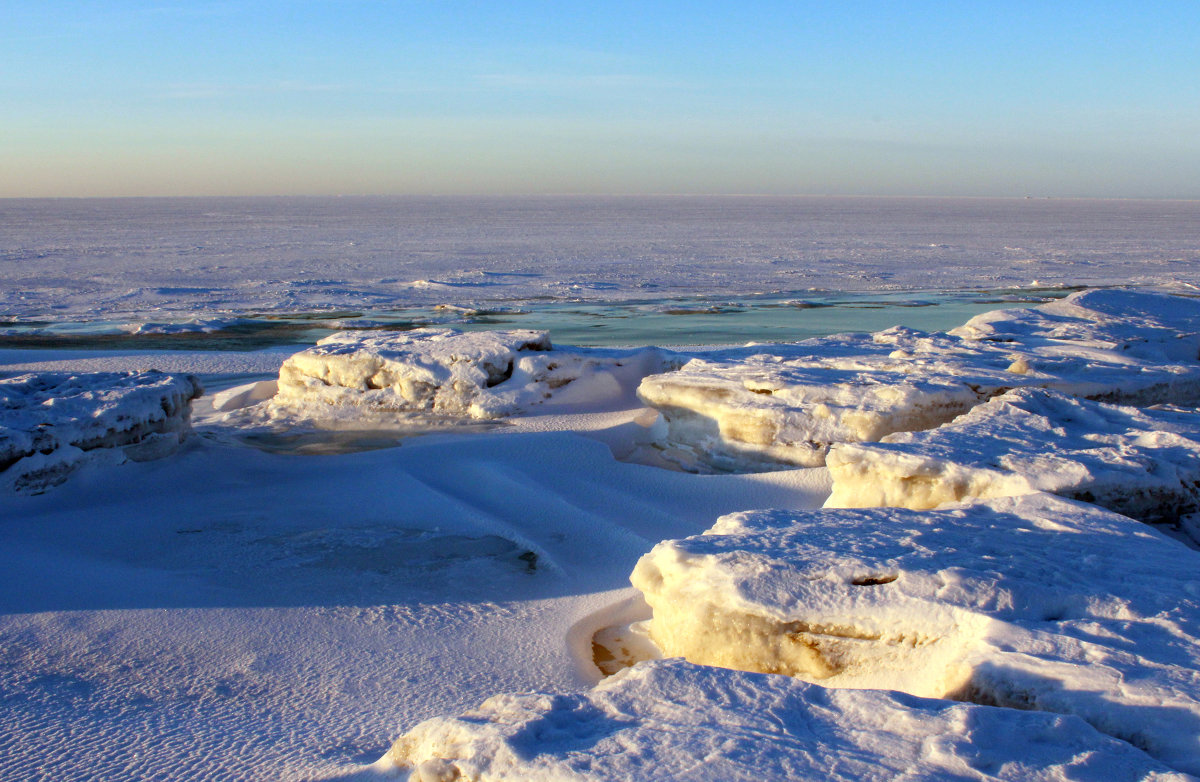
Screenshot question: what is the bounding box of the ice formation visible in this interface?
[0,370,202,492]
[826,388,1200,529]
[272,328,654,420]
[381,657,1182,781]
[630,494,1200,774]
[636,289,1200,470]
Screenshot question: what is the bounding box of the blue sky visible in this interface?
[3,1,1198,197]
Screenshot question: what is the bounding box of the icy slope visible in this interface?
[375,658,1183,782]
[636,289,1200,470]
[0,370,202,492]
[825,388,1200,529]
[630,494,1200,775]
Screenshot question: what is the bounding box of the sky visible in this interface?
[2,1,1198,199]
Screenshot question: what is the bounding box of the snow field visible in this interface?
[5,284,1200,779]
[0,416,828,780]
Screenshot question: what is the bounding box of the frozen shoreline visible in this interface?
[3,287,1200,780]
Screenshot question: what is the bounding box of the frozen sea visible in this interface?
[4,195,1199,344]
[2,196,1200,781]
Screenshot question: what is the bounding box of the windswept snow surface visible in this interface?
[826,388,1200,530]
[0,418,828,780]
[375,657,1183,782]
[630,494,1200,774]
[0,370,202,492]
[637,289,1200,470]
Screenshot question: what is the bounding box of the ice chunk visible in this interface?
[272,328,644,420]
[636,290,1200,470]
[0,370,202,491]
[637,345,988,469]
[209,379,278,412]
[826,388,1200,528]
[275,328,551,418]
[630,494,1200,774]
[381,657,1183,781]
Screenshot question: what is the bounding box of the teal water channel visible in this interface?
[0,288,1076,352]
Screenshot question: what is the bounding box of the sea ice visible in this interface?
[825,387,1200,531]
[271,328,656,420]
[636,290,1200,470]
[0,370,202,492]
[629,494,1200,774]
[379,657,1183,781]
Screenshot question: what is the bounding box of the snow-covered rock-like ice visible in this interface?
[272,327,655,420]
[0,370,202,491]
[380,657,1183,781]
[630,494,1200,774]
[951,288,1200,370]
[637,290,1200,470]
[826,388,1200,528]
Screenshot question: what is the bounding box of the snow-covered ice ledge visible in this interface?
[270,327,670,422]
[0,370,202,492]
[630,493,1200,775]
[636,289,1200,471]
[825,387,1200,536]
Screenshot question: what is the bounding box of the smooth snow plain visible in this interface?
[3,197,1200,781]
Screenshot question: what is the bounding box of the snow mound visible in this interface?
[274,327,657,421]
[630,494,1200,774]
[636,289,1200,471]
[826,388,1200,531]
[951,288,1200,368]
[380,657,1183,781]
[0,370,202,492]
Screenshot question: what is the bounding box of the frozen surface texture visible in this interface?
[0,370,202,491]
[380,657,1183,782]
[630,494,1200,775]
[5,196,1199,324]
[826,388,1200,528]
[637,289,1200,470]
[273,328,648,420]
